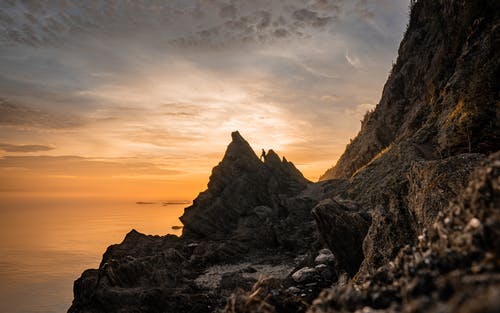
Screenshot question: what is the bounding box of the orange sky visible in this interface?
[0,0,408,201]
[0,133,345,201]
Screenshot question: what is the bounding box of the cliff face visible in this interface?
[315,0,499,310]
[309,152,500,313]
[320,0,499,181]
[314,0,499,278]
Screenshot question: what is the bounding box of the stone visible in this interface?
[292,267,318,283]
[312,198,371,276]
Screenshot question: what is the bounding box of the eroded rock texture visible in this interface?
[309,152,500,313]
[318,0,499,277]
[221,0,499,312]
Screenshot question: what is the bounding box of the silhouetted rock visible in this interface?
[69,132,325,313]
[69,230,218,313]
[180,131,309,246]
[216,1,499,312]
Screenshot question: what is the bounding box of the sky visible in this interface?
[0,0,409,201]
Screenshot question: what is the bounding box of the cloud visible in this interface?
[0,0,408,183]
[353,0,375,19]
[292,8,334,28]
[0,98,85,129]
[0,155,183,177]
[0,0,344,48]
[0,143,54,152]
[345,49,362,69]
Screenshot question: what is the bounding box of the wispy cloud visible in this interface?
[345,49,362,69]
[0,0,408,195]
[0,155,183,177]
[0,98,85,130]
[0,143,54,152]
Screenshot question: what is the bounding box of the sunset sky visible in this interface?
[0,0,408,201]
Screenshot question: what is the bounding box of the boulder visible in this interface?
[292,267,318,284]
[314,249,335,265]
[312,199,371,276]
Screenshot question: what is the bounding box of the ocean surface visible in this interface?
[0,196,187,313]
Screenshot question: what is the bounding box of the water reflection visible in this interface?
[0,197,186,313]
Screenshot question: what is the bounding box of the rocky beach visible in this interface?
[69,1,499,312]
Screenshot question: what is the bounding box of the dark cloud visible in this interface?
[0,0,344,48]
[292,8,333,28]
[0,98,85,129]
[273,28,289,38]
[354,0,375,19]
[0,143,54,152]
[218,3,237,19]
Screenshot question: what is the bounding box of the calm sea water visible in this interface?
[0,196,186,313]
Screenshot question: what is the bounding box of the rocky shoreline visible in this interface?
[69,1,499,312]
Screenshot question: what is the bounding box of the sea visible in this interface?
[0,196,187,313]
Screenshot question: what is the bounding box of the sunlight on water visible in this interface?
[0,196,187,313]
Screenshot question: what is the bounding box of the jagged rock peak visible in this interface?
[264,149,281,165]
[223,131,260,164]
[180,131,309,241]
[230,130,245,142]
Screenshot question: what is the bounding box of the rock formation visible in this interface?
[222,0,499,311]
[180,131,309,247]
[312,199,371,276]
[69,0,499,312]
[309,152,500,313]
[320,0,499,182]
[69,132,343,313]
[316,0,499,279]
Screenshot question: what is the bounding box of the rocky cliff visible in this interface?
[315,0,499,278]
[320,0,499,182]
[69,0,499,312]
